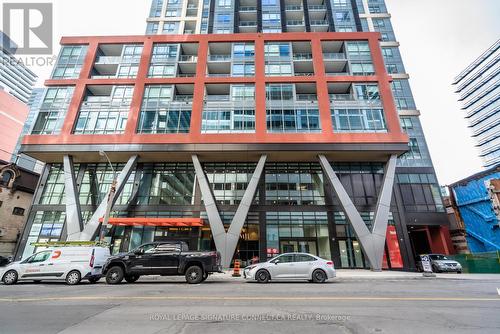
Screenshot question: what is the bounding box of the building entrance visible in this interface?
[279,238,318,255]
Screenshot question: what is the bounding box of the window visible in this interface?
[396,98,409,110]
[233,43,254,58]
[351,63,375,75]
[12,207,25,216]
[137,85,191,134]
[331,108,386,132]
[265,63,292,76]
[332,0,348,6]
[373,19,385,28]
[296,254,316,262]
[335,11,350,22]
[274,254,295,263]
[382,48,394,58]
[52,45,88,79]
[266,84,294,101]
[149,0,163,17]
[265,43,290,58]
[217,13,231,24]
[146,22,159,34]
[163,22,178,34]
[386,64,398,74]
[401,138,422,160]
[400,117,413,131]
[232,84,255,100]
[40,166,65,205]
[28,251,52,263]
[202,109,255,133]
[149,44,179,78]
[218,0,231,8]
[346,41,371,58]
[354,84,380,100]
[232,63,255,77]
[31,87,75,135]
[74,86,133,135]
[267,108,320,133]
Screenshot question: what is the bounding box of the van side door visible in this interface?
[19,251,53,280]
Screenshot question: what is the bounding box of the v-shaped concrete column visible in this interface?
[192,154,267,268]
[63,155,84,240]
[319,154,398,271]
[67,155,139,241]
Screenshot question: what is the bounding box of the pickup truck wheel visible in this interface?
[185,266,203,284]
[106,266,124,284]
[2,270,18,285]
[125,275,140,283]
[201,272,209,282]
[66,270,81,285]
[256,270,270,283]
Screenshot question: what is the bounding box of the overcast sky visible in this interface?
[13,0,500,185]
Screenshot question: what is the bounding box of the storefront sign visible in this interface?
[420,255,433,273]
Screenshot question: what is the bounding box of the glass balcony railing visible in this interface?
[287,20,305,26]
[285,5,303,10]
[310,20,328,25]
[206,73,231,77]
[205,95,231,101]
[296,94,318,101]
[293,53,313,60]
[208,55,231,61]
[240,6,257,11]
[179,55,198,62]
[240,21,257,27]
[323,53,346,60]
[308,5,327,10]
[95,56,122,64]
[295,72,315,76]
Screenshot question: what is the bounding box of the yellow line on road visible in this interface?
[0,296,499,303]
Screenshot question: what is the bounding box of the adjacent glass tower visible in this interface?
[453,39,500,168]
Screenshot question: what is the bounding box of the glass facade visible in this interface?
[31,87,75,135]
[52,45,88,79]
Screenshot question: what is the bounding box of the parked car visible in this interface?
[0,256,11,267]
[415,254,462,273]
[0,246,110,285]
[243,253,336,283]
[102,241,222,284]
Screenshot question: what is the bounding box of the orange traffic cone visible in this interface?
[232,260,241,277]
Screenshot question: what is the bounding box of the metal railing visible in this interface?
[240,6,257,11]
[287,20,305,26]
[94,56,122,64]
[296,94,318,101]
[240,21,257,27]
[310,20,328,25]
[308,5,327,10]
[285,5,302,10]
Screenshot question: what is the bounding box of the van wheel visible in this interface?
[312,269,327,283]
[106,266,124,284]
[88,277,100,284]
[2,270,18,285]
[185,266,203,284]
[256,270,270,283]
[66,270,81,285]
[125,275,140,283]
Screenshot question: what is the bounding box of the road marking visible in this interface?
[0,296,498,303]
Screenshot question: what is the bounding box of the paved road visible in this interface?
[1,275,499,334]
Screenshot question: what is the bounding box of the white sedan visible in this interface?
[243,253,336,283]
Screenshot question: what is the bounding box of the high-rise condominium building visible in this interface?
[15,0,451,271]
[453,39,500,168]
[0,32,37,104]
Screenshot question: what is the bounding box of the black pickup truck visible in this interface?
[102,241,222,284]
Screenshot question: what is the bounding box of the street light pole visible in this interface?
[99,150,117,241]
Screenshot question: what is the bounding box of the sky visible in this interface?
[6,0,500,185]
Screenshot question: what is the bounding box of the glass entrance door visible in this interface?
[279,239,318,255]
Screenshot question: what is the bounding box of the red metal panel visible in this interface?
[99,217,204,227]
[24,32,408,147]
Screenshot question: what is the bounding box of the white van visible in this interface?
[0,246,110,285]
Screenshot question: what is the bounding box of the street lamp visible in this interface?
[99,150,117,241]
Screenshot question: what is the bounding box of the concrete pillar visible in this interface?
[318,154,397,271]
[192,154,267,268]
[63,155,84,240]
[74,155,139,241]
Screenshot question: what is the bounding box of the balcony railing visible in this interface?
[326,72,350,76]
[240,6,257,11]
[208,55,231,61]
[293,53,313,60]
[323,52,346,60]
[179,55,198,62]
[207,73,231,77]
[205,95,231,101]
[285,5,303,10]
[95,56,122,65]
[294,72,314,76]
[240,21,257,27]
[310,20,328,25]
[308,5,327,10]
[287,20,305,26]
[296,94,318,101]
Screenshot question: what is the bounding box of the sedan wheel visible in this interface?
[2,270,18,285]
[312,269,326,283]
[256,270,270,283]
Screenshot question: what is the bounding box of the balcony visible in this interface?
[95,56,122,65]
[179,55,198,62]
[310,20,328,25]
[287,20,305,26]
[208,55,231,62]
[240,6,257,12]
[293,53,313,60]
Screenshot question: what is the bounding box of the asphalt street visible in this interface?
[0,275,499,334]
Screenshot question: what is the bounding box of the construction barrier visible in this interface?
[448,251,500,273]
[232,260,241,277]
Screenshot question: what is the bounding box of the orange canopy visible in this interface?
[98,217,204,227]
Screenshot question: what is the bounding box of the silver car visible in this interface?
[243,253,336,283]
